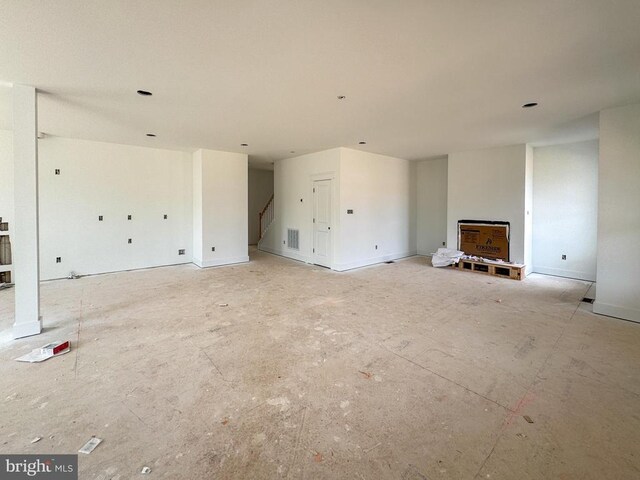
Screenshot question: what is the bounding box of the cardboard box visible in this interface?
[16,340,71,363]
[458,222,510,261]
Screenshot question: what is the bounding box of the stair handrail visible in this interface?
[258,194,274,241]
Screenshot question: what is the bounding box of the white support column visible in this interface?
[12,84,42,338]
[192,149,249,267]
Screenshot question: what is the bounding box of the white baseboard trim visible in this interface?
[259,247,417,272]
[532,265,595,282]
[257,245,278,255]
[333,251,417,272]
[193,256,249,268]
[258,245,311,264]
[593,301,640,323]
[41,260,194,281]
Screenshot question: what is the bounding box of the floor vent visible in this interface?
[581,297,594,304]
[287,229,299,250]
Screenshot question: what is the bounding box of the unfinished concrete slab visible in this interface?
[1,249,638,479]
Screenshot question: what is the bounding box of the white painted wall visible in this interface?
[594,103,640,322]
[337,148,416,270]
[261,147,416,271]
[3,135,252,280]
[532,140,598,281]
[37,137,193,280]
[193,151,203,264]
[260,148,341,265]
[0,131,13,222]
[248,168,274,244]
[524,145,533,273]
[416,157,448,255]
[447,144,529,267]
[0,131,14,281]
[192,149,248,267]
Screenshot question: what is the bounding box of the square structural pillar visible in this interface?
[192,149,249,267]
[12,84,42,338]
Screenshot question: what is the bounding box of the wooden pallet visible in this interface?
[450,258,525,280]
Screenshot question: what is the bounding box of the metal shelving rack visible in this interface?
[0,217,13,284]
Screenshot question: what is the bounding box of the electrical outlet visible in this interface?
[56,257,61,263]
[561,254,567,260]
[98,215,103,221]
[127,215,132,220]
[54,169,60,175]
[375,245,378,250]
[163,214,168,219]
[211,247,215,252]
[442,241,445,246]
[178,249,185,255]
[128,238,132,244]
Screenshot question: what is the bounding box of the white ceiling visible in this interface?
[1,1,639,168]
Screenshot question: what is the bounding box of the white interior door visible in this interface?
[313,179,332,267]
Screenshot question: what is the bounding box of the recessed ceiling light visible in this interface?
[241,143,248,147]
[522,102,538,108]
[337,95,346,100]
[359,141,366,145]
[137,90,152,96]
[146,133,156,137]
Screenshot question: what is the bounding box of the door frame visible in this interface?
[310,173,335,269]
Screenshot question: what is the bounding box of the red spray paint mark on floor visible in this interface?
[504,391,536,427]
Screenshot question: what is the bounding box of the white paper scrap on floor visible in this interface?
[430,248,464,267]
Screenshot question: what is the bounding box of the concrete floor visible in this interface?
[1,249,639,479]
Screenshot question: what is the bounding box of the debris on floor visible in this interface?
[523,415,534,424]
[218,303,229,307]
[67,271,81,279]
[430,248,464,267]
[41,340,71,356]
[221,418,229,425]
[78,436,103,454]
[0,282,13,290]
[30,437,41,444]
[16,340,71,363]
[364,442,381,453]
[141,466,152,474]
[313,452,323,462]
[495,299,502,303]
[358,370,373,379]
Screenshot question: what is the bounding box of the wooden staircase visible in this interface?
[258,194,274,243]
